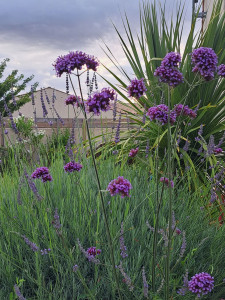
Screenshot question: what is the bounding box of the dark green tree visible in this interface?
[0,58,38,116]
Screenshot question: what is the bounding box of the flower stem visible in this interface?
[165,86,173,299]
[71,73,122,300]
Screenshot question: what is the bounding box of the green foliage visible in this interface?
[101,0,225,186]
[0,58,38,116]
[0,155,225,299]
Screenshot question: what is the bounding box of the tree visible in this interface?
[0,58,38,116]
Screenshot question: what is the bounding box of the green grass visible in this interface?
[0,151,225,299]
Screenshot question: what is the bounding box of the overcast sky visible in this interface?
[0,0,201,94]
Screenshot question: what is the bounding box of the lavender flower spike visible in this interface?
[14,284,26,300]
[52,208,62,235]
[180,231,186,258]
[142,267,148,298]
[115,113,121,144]
[120,222,128,259]
[22,235,39,252]
[118,261,134,291]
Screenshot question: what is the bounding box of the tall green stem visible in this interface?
[70,73,122,300]
[165,86,173,299]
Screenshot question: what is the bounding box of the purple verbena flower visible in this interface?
[87,246,101,257]
[107,176,132,198]
[64,161,83,173]
[191,47,218,80]
[128,147,139,158]
[161,52,181,68]
[173,104,197,119]
[214,147,222,154]
[77,239,100,264]
[188,272,214,297]
[154,65,184,87]
[218,64,225,77]
[160,177,174,188]
[31,167,52,183]
[86,88,116,115]
[65,95,81,106]
[53,51,99,77]
[146,104,176,125]
[127,78,147,99]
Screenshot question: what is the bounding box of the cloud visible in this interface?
[0,0,194,93]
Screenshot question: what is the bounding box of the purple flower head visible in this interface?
[188,272,214,297]
[73,264,79,272]
[41,174,53,183]
[161,52,181,68]
[218,64,225,77]
[128,147,139,158]
[87,246,101,257]
[173,104,197,119]
[146,104,176,125]
[64,161,83,173]
[191,47,218,80]
[107,176,132,198]
[31,167,50,179]
[86,88,116,115]
[214,147,222,154]
[77,239,100,264]
[160,177,174,188]
[53,51,99,77]
[127,78,147,99]
[175,228,181,235]
[154,65,184,87]
[65,95,81,106]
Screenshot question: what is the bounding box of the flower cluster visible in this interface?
[64,161,83,173]
[128,147,139,158]
[191,47,218,80]
[173,104,197,119]
[188,272,214,297]
[107,176,132,198]
[65,95,81,106]
[146,104,176,125]
[218,64,225,77]
[22,235,39,252]
[214,147,223,154]
[87,246,101,257]
[31,167,53,183]
[86,88,116,115]
[154,52,183,87]
[160,177,174,188]
[40,248,51,255]
[127,78,147,99]
[53,51,99,77]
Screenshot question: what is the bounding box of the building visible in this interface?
[1,87,136,146]
[201,0,225,30]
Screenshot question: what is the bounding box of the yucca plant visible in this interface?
[100,0,225,189]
